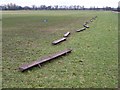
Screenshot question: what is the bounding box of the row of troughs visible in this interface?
[19,16,97,72]
[52,16,97,45]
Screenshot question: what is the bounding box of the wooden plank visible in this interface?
[95,16,97,18]
[86,21,89,24]
[76,27,86,32]
[19,49,72,72]
[92,17,95,20]
[64,32,70,37]
[84,21,89,25]
[83,24,89,28]
[90,19,93,22]
[52,37,66,45]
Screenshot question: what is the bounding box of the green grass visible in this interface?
[2,10,118,88]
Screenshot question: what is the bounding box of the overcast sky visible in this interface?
[0,0,119,8]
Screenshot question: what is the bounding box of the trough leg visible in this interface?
[38,64,42,68]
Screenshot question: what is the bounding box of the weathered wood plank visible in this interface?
[76,27,86,32]
[64,32,70,37]
[52,37,66,45]
[92,17,95,20]
[94,16,97,19]
[84,21,89,25]
[92,16,97,20]
[83,24,89,28]
[19,49,72,72]
[86,21,89,24]
[90,19,93,22]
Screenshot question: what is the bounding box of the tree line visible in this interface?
[0,3,119,11]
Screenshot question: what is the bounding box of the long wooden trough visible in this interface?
[76,27,86,32]
[83,24,89,28]
[52,37,66,45]
[64,32,70,37]
[19,49,72,72]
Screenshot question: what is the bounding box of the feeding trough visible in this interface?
[95,16,97,18]
[19,49,72,72]
[76,27,86,32]
[64,32,70,37]
[90,19,93,22]
[83,23,87,25]
[86,21,89,24]
[92,17,95,20]
[84,21,89,25]
[52,37,66,45]
[43,19,48,23]
[83,24,89,28]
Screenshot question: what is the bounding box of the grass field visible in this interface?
[2,10,118,88]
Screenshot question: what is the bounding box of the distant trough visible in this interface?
[64,32,70,37]
[52,37,66,45]
[76,27,86,32]
[83,24,89,28]
[84,21,89,25]
[90,19,93,22]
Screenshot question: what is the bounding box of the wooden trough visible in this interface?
[84,21,89,25]
[64,32,70,37]
[95,16,97,18]
[90,19,93,22]
[92,17,95,20]
[83,24,89,28]
[52,37,66,45]
[76,27,86,32]
[19,49,72,72]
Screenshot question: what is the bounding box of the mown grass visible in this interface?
[2,10,118,88]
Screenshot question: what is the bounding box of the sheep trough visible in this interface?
[19,49,72,72]
[84,21,89,25]
[64,32,70,37]
[52,37,66,45]
[83,24,89,28]
[76,27,86,32]
[90,19,93,22]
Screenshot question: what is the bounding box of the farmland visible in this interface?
[2,10,118,88]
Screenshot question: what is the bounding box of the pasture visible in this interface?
[2,10,118,88]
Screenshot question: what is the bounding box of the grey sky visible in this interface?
[0,0,119,8]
